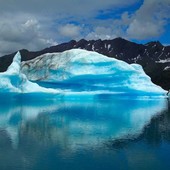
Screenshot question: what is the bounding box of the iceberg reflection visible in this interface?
[0,96,167,150]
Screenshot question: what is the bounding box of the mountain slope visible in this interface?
[0,38,170,90]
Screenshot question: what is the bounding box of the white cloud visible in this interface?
[0,0,138,56]
[126,0,170,39]
[127,19,164,39]
[0,15,57,56]
[85,0,170,41]
[86,27,117,40]
[58,24,81,39]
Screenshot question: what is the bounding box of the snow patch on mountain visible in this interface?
[156,58,170,63]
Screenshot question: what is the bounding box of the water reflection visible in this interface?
[0,96,167,150]
[0,96,170,170]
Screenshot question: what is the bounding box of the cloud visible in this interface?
[86,27,117,40]
[0,15,57,56]
[87,0,170,40]
[58,24,82,39]
[0,0,138,56]
[89,0,170,41]
[0,0,137,17]
[84,11,133,40]
[0,0,169,56]
[126,0,170,39]
[85,0,170,41]
[127,20,164,39]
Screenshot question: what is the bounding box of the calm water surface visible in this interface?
[0,95,170,170]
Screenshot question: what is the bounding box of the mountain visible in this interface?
[0,38,170,90]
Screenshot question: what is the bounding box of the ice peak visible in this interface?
[7,51,21,74]
[0,51,58,93]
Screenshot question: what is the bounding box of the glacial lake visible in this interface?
[0,94,170,170]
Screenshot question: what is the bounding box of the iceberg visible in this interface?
[21,49,166,95]
[0,49,167,95]
[0,52,57,93]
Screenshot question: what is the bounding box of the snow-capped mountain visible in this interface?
[0,38,170,90]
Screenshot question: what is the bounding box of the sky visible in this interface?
[0,0,170,56]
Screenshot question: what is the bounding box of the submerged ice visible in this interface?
[22,49,166,95]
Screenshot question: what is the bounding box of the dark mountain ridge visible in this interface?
[0,38,170,90]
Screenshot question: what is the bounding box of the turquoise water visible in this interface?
[0,95,170,170]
